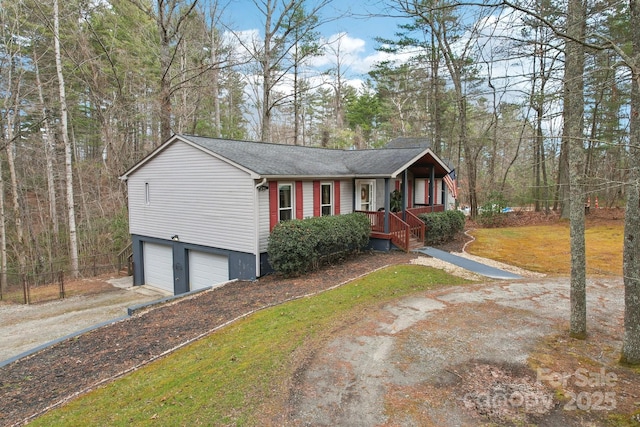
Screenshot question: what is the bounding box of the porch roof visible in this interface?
[121,134,451,180]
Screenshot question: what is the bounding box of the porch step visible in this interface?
[408,237,424,250]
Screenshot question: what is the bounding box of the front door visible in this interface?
[356,180,375,211]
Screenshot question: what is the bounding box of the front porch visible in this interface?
[357,205,445,252]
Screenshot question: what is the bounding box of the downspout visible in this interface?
[254,178,267,278]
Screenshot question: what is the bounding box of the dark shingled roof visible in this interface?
[121,134,451,180]
[385,137,432,149]
[181,135,430,178]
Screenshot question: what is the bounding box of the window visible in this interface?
[145,182,150,205]
[278,183,293,221]
[321,182,333,216]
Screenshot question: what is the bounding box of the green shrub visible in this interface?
[418,209,466,245]
[267,213,371,276]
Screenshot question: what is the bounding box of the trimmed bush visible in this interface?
[418,209,466,245]
[267,213,371,276]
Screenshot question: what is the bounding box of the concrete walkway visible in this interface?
[415,247,522,280]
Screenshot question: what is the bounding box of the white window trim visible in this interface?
[320,181,333,216]
[355,179,376,211]
[278,182,294,222]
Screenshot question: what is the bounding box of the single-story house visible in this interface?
[120,134,456,295]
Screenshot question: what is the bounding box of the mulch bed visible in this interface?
[0,251,416,426]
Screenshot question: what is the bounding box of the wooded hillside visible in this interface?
[0,0,634,286]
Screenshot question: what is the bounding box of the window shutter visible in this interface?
[395,180,401,191]
[269,181,278,231]
[408,180,413,208]
[296,181,304,219]
[313,181,320,217]
[334,180,341,215]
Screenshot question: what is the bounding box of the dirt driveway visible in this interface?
[0,277,168,363]
[288,275,639,426]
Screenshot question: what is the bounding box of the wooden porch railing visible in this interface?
[357,210,426,252]
[403,210,425,245]
[358,210,385,233]
[388,213,410,251]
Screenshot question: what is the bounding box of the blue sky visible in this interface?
[219,0,409,77]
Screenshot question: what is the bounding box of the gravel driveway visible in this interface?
[0,277,168,363]
[288,275,634,426]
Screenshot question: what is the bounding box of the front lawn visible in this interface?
[31,265,470,426]
[467,223,623,275]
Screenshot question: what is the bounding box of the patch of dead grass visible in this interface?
[467,222,623,276]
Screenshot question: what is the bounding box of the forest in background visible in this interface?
[0,0,633,282]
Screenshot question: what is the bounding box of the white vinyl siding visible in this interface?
[258,189,270,252]
[339,180,353,214]
[303,181,314,218]
[143,242,174,293]
[188,251,229,291]
[128,142,256,253]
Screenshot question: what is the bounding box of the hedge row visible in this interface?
[267,213,371,276]
[418,210,466,245]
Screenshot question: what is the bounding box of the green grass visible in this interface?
[467,223,623,275]
[31,265,471,426]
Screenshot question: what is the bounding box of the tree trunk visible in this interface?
[0,155,6,294]
[565,0,587,339]
[210,22,221,138]
[261,29,272,143]
[2,48,26,274]
[54,0,79,278]
[34,55,59,237]
[621,0,640,365]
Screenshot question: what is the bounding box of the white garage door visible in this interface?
[143,242,174,293]
[189,250,229,291]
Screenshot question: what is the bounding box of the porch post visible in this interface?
[403,169,408,220]
[429,167,435,207]
[384,178,390,233]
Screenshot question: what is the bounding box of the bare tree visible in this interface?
[235,0,331,142]
[564,0,587,339]
[53,0,79,277]
[128,0,200,143]
[33,53,59,237]
[621,0,640,364]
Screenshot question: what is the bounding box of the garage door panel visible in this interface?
[189,251,229,291]
[143,242,174,293]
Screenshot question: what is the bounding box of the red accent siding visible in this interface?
[334,180,341,214]
[313,181,320,217]
[269,181,278,231]
[295,181,304,219]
